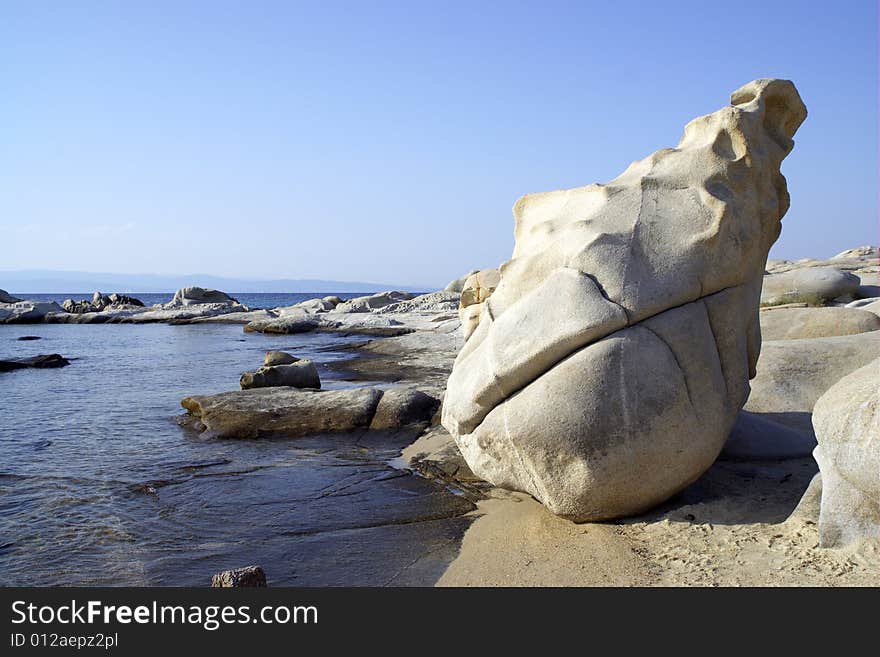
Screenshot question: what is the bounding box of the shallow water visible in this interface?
[0,323,472,586]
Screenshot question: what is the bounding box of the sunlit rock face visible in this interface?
[442,79,807,521]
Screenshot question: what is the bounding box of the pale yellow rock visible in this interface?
[759,306,880,340]
[443,79,807,521]
[458,268,501,341]
[813,358,880,548]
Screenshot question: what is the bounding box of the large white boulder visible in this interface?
[442,79,808,521]
[813,358,880,547]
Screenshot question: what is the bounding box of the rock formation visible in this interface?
[62,291,145,314]
[442,79,808,521]
[180,385,438,439]
[444,270,479,293]
[264,350,299,366]
[761,267,861,306]
[0,300,63,324]
[759,306,880,340]
[0,289,22,303]
[211,565,267,587]
[164,287,241,308]
[240,360,321,390]
[330,291,414,313]
[813,358,880,547]
[458,269,500,340]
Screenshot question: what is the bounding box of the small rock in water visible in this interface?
[17,336,42,341]
[211,565,267,587]
[264,350,299,366]
[0,354,70,372]
[240,360,320,390]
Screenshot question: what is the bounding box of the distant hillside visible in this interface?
[0,270,434,294]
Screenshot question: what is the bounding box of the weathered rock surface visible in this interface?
[767,245,877,274]
[211,565,267,587]
[0,300,63,324]
[458,269,500,341]
[264,350,298,366]
[745,331,879,435]
[369,388,439,430]
[813,358,880,547]
[240,360,321,390]
[444,270,479,293]
[0,353,70,372]
[62,291,145,314]
[761,267,861,306]
[759,306,880,340]
[293,295,342,313]
[378,291,461,314]
[165,287,242,308]
[243,313,320,334]
[330,291,414,313]
[0,289,22,303]
[442,79,808,521]
[180,385,438,439]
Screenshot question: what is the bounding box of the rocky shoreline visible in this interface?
[3,241,879,585]
[3,240,880,586]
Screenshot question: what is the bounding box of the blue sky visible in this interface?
[1,1,876,288]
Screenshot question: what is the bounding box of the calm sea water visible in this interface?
[16,292,384,310]
[0,319,472,586]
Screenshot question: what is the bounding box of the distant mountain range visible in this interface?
[0,270,434,294]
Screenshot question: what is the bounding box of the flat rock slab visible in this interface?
[759,306,880,340]
[745,331,880,433]
[0,353,70,372]
[180,386,438,440]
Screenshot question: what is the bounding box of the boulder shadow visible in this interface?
[621,455,819,527]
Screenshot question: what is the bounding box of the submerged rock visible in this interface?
[211,565,267,587]
[442,79,808,521]
[813,358,880,547]
[0,353,70,372]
